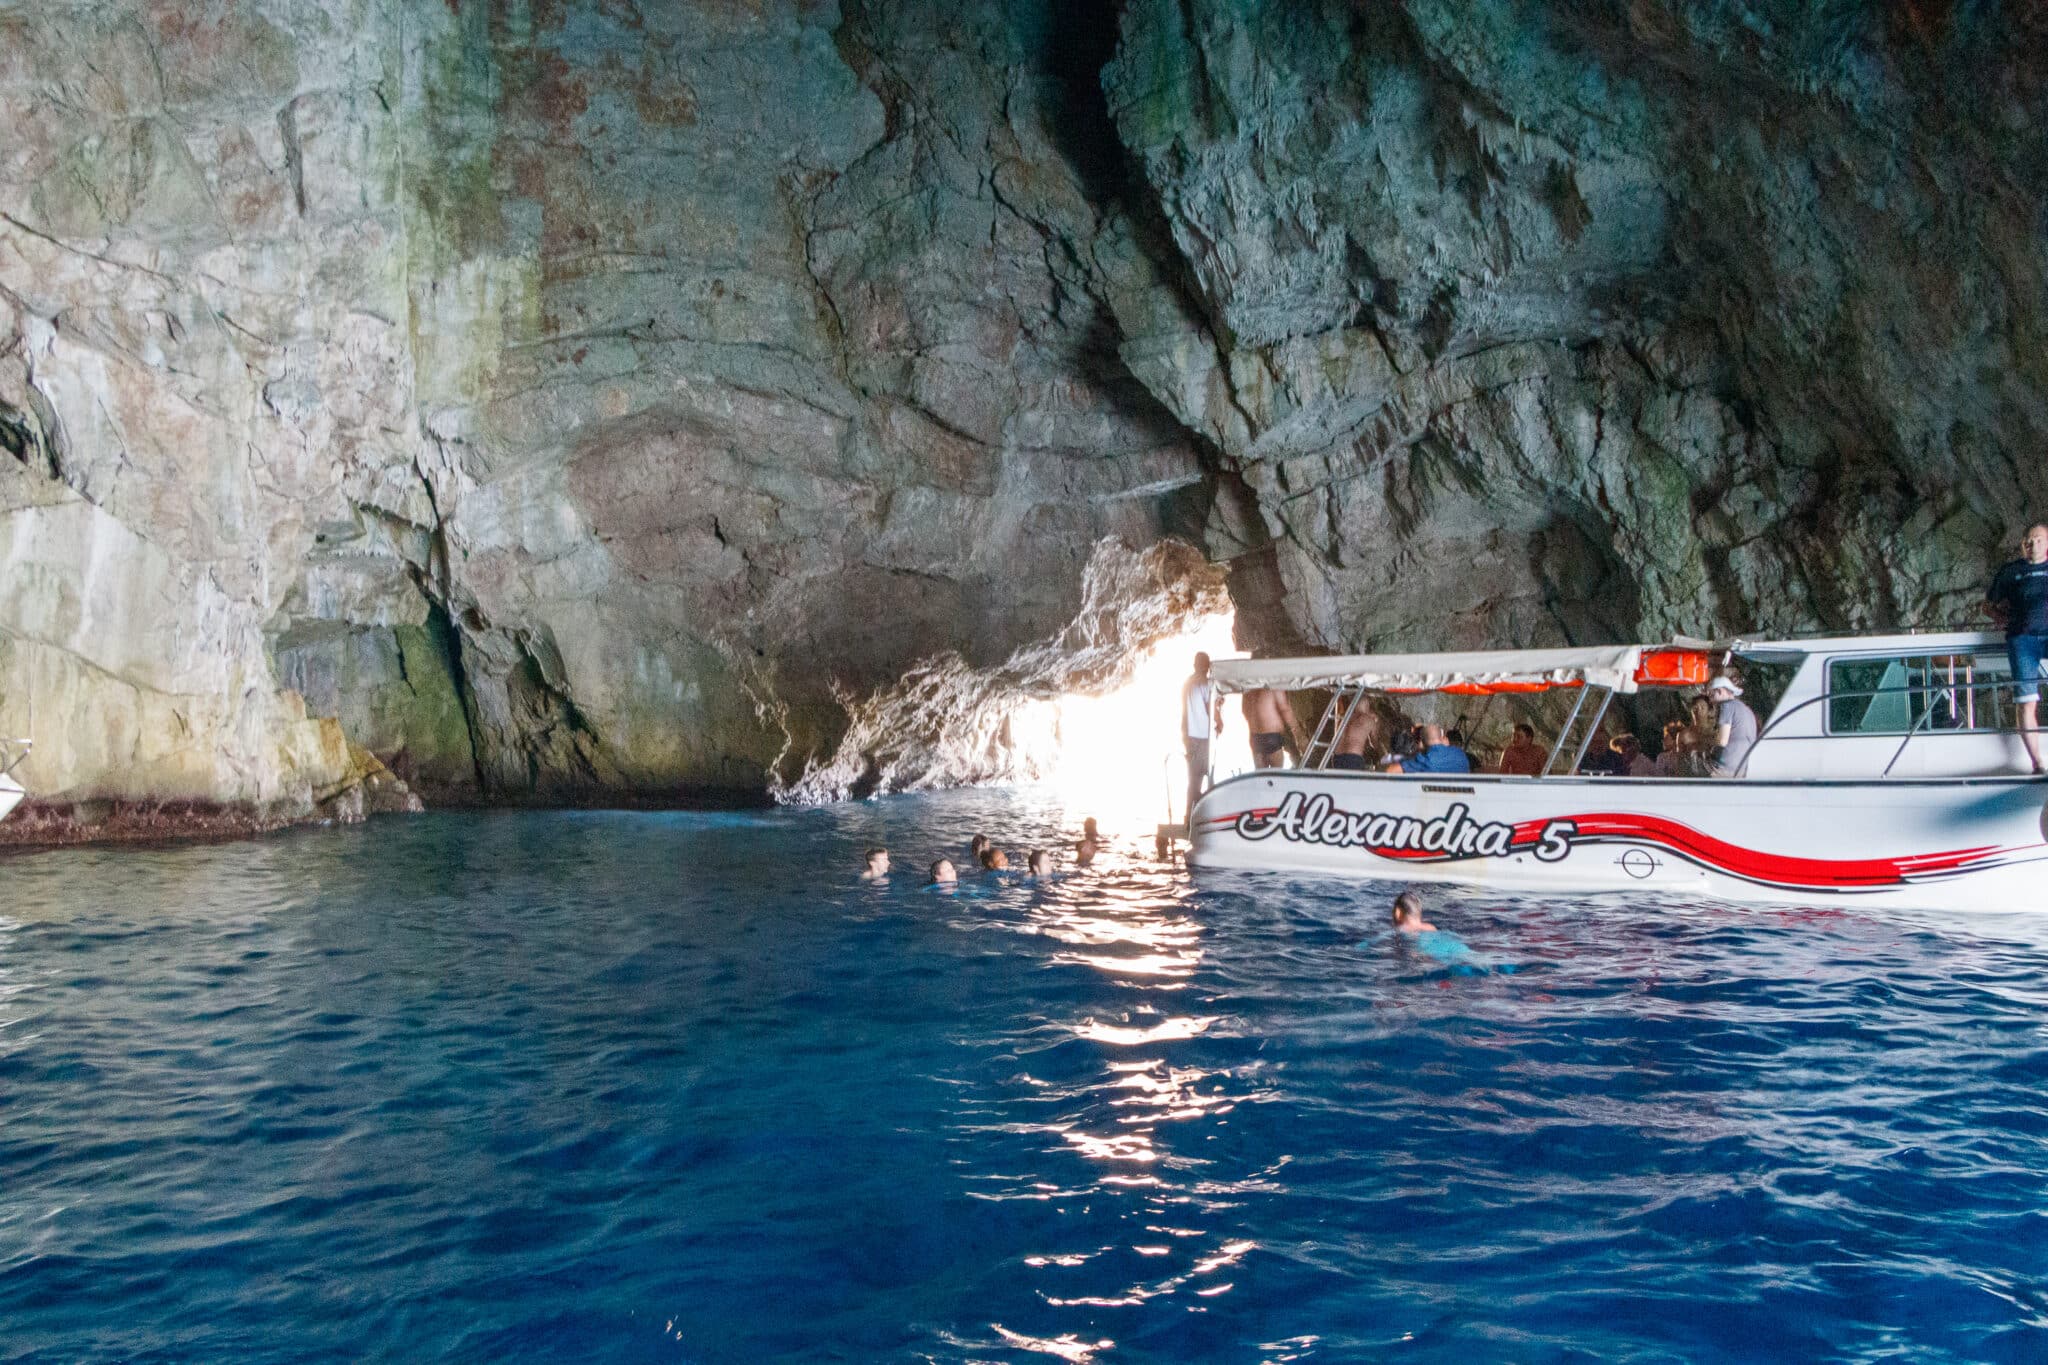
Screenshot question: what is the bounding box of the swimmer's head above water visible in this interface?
[862,847,890,880]
[1391,890,1436,933]
[929,858,957,884]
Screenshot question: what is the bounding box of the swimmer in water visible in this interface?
[970,834,991,866]
[1027,849,1052,877]
[861,847,890,881]
[1074,838,1099,867]
[980,848,1009,872]
[1391,890,1436,933]
[928,858,957,885]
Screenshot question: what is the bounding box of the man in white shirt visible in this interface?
[1181,652,1224,829]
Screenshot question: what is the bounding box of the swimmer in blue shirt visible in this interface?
[1391,890,1502,971]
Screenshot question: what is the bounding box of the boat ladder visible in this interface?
[1543,687,1614,776]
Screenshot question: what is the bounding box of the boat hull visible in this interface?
[1187,771,2048,912]
[0,777,21,827]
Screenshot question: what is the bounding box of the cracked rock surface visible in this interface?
[1,0,2042,824]
[1106,0,2048,653]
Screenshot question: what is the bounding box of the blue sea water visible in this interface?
[4,788,2048,1363]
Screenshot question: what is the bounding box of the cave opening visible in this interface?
[775,540,1241,811]
[1030,608,1241,829]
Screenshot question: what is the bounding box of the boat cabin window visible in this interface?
[1824,654,2014,736]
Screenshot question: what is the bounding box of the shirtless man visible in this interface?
[1328,701,1378,771]
[861,848,890,881]
[1241,687,1305,769]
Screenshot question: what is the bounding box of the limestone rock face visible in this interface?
[0,0,1206,818]
[1105,0,2048,653]
[3,0,2044,825]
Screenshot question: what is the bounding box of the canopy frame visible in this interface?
[1208,644,1650,698]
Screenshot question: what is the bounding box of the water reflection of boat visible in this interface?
[0,738,26,826]
[1188,633,2048,912]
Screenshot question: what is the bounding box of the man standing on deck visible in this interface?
[1987,523,2048,774]
[1241,686,1305,768]
[1707,676,1759,777]
[1181,652,1224,829]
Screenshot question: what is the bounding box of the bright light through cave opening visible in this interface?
[1036,608,1243,829]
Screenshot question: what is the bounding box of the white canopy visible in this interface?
[1206,645,1649,696]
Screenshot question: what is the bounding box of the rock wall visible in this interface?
[3,0,2044,826]
[1104,0,2048,653]
[0,0,1209,822]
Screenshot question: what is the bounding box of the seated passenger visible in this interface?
[1646,724,1712,777]
[1688,694,1718,748]
[1386,723,1472,774]
[1577,732,1627,776]
[1612,733,1656,777]
[1653,720,1693,776]
[1497,723,1548,776]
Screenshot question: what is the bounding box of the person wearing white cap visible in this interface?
[1707,675,1759,778]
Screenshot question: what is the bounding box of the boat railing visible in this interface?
[0,737,29,779]
[1739,676,2026,778]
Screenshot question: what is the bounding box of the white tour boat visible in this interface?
[0,738,27,827]
[1187,632,2048,912]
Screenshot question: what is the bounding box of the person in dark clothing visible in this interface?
[1987,524,2048,774]
[1577,732,1628,776]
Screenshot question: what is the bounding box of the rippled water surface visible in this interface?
[5,790,2048,1362]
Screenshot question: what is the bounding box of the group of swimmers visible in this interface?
[860,819,1106,884]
